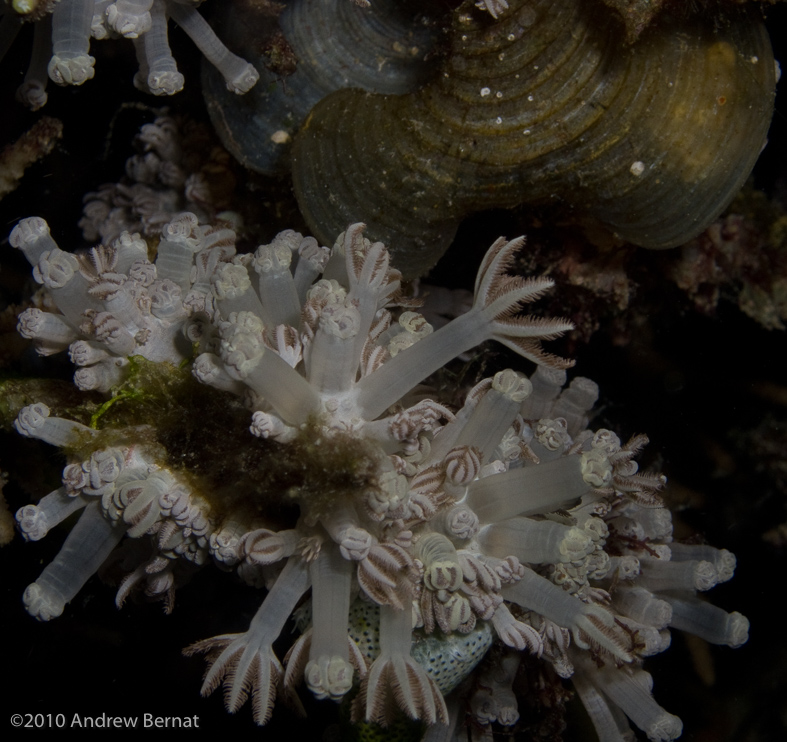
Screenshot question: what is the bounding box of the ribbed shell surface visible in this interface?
[203,0,444,175]
[292,0,775,278]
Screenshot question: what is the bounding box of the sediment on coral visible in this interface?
[4,212,750,741]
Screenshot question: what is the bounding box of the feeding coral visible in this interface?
[6,215,748,740]
[0,0,259,110]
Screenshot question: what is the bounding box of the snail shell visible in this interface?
[202,0,445,176]
[291,0,776,278]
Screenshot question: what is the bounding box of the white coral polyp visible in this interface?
[1,0,259,108]
[8,214,749,741]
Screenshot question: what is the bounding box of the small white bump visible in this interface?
[630,161,646,177]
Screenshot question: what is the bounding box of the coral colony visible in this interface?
[0,0,259,109]
[9,211,749,741]
[79,115,240,245]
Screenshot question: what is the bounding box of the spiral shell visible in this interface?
[202,0,444,175]
[292,0,776,278]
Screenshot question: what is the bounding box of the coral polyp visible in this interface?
[7,215,749,740]
[0,0,259,109]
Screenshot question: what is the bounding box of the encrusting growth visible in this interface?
[7,214,748,741]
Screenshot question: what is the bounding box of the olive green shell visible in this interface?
[292,0,776,278]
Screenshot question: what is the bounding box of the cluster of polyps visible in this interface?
[9,214,748,741]
[80,115,239,246]
[0,0,258,109]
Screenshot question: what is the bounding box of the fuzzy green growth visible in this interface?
[65,357,381,526]
[0,378,101,430]
[275,419,384,520]
[4,356,387,531]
